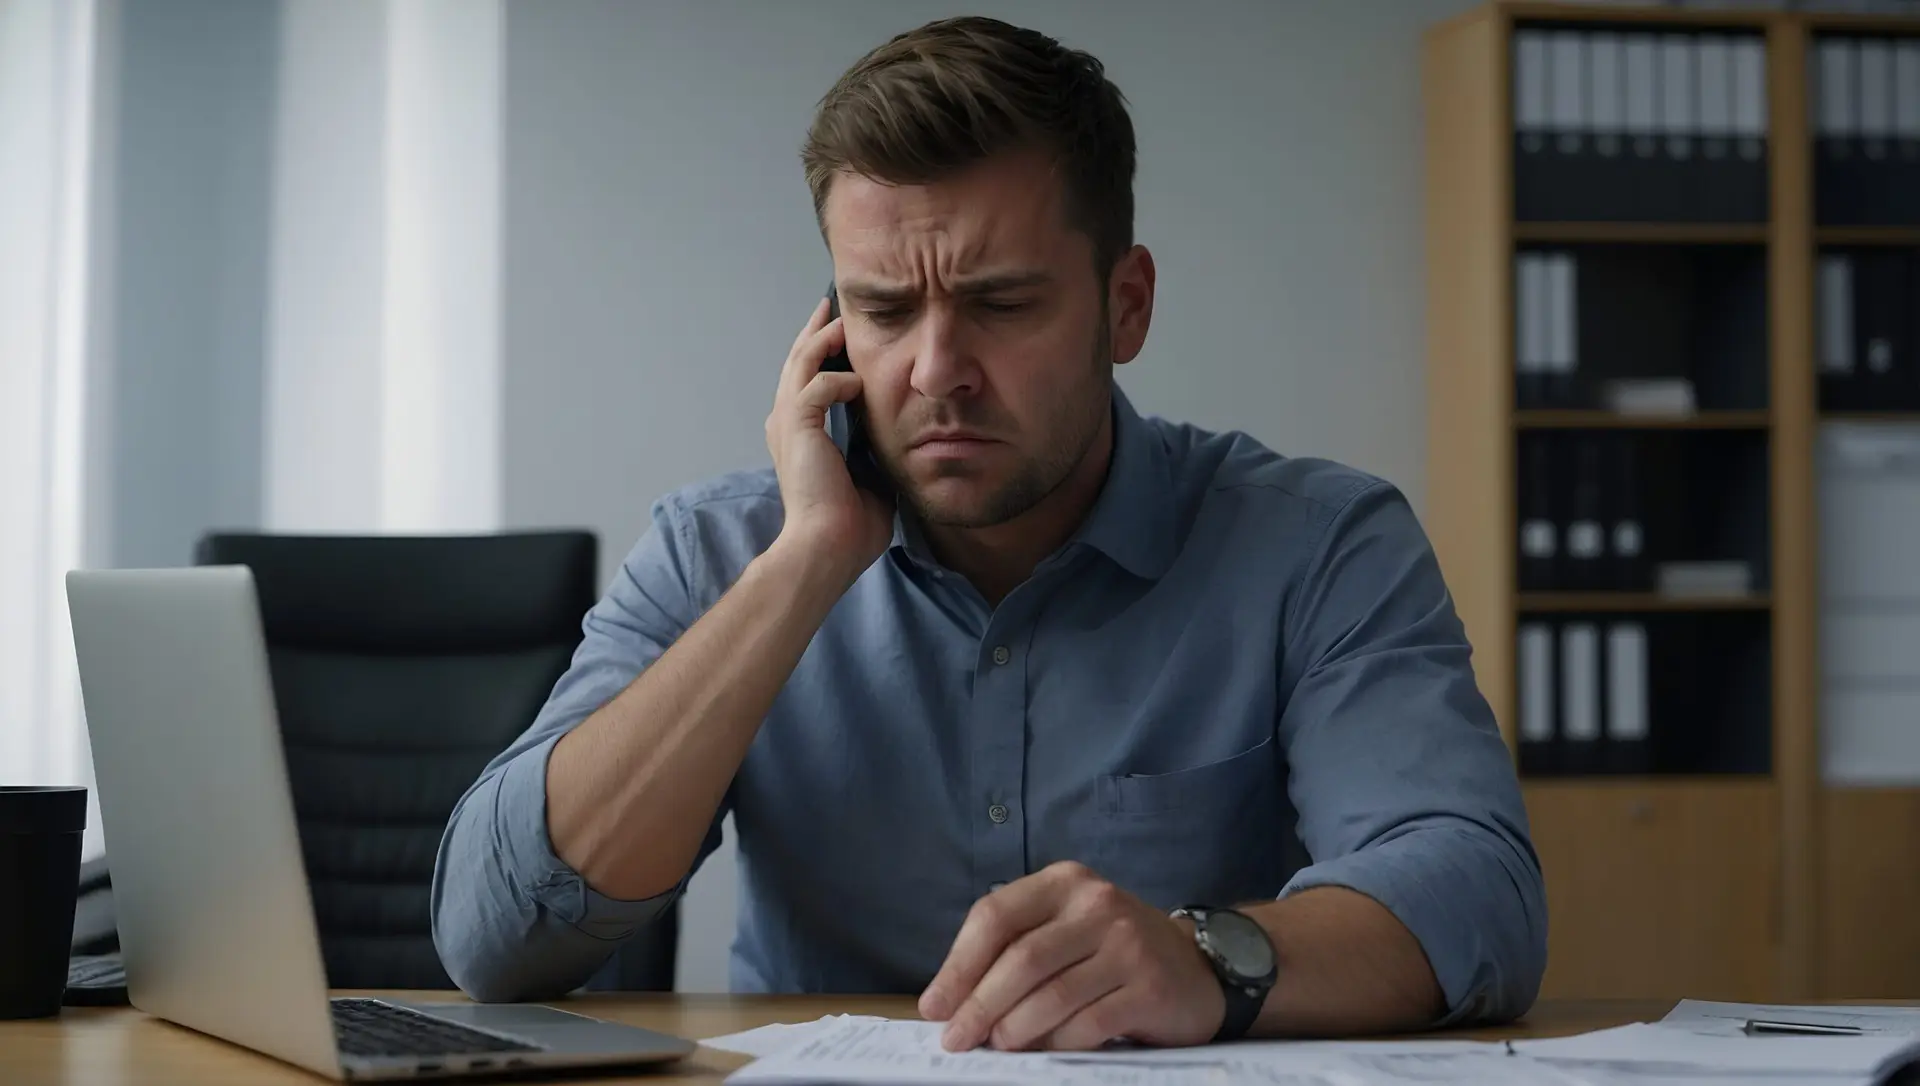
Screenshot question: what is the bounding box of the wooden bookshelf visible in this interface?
[1514,410,1772,430]
[1822,410,1920,423]
[1518,592,1772,613]
[1423,0,1920,1004]
[1492,2,1775,27]
[1803,11,1920,34]
[1766,18,1820,1005]
[1513,222,1770,245]
[1819,789,1920,996]
[1524,779,1781,1000]
[1816,227,1920,247]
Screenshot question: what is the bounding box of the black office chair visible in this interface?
[177,530,679,992]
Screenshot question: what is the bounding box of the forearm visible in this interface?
[432,742,680,1002]
[1236,887,1444,1038]
[1266,817,1547,1031]
[546,536,857,900]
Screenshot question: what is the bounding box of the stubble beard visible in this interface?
[900,318,1113,531]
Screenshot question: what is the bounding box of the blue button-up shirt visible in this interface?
[431,388,1546,1023]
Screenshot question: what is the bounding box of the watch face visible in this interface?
[1207,910,1276,979]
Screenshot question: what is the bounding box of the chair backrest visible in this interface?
[190,531,675,991]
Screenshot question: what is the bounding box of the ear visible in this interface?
[1106,245,1156,366]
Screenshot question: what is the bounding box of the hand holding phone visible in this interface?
[823,284,896,502]
[762,288,894,574]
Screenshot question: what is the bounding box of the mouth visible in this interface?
[909,433,999,457]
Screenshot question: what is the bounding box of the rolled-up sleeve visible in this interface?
[1275,480,1547,1026]
[430,495,728,1002]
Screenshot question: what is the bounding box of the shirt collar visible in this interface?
[888,384,1176,582]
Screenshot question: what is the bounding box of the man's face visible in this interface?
[821,149,1117,529]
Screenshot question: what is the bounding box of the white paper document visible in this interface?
[725,1018,1563,1086]
[1662,999,1920,1039]
[1517,1022,1920,1079]
[720,1015,1920,1086]
[702,1013,894,1057]
[1063,1041,1553,1086]
[1295,1051,1585,1085]
[1560,1071,1865,1086]
[722,1019,1229,1085]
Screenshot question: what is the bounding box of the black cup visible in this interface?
[0,786,86,1019]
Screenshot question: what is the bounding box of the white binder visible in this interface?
[1606,623,1649,743]
[1590,33,1625,154]
[1697,36,1734,149]
[1860,39,1894,147]
[1818,255,1855,376]
[1660,34,1697,159]
[1551,32,1586,152]
[1817,39,1857,140]
[1897,42,1920,144]
[1520,623,1556,745]
[1561,623,1602,744]
[1518,253,1548,390]
[1546,252,1577,387]
[1516,30,1551,145]
[1732,37,1768,157]
[1625,34,1660,156]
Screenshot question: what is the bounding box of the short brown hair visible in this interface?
[801,16,1137,278]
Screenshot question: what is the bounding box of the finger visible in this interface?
[772,372,863,447]
[792,370,863,415]
[778,313,845,401]
[788,295,831,356]
[776,298,831,392]
[922,864,1101,1022]
[978,944,1120,1052]
[940,917,1103,1052]
[1040,984,1138,1053]
[922,876,1073,1023]
[920,877,1072,1024]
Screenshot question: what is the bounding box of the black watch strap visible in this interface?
[1214,977,1265,1043]
[1175,906,1275,1043]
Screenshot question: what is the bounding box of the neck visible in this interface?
[923,409,1115,607]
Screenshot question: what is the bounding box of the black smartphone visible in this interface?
[823,283,894,500]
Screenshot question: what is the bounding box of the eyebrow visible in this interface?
[838,270,1053,305]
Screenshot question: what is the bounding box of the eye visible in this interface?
[865,307,911,326]
[979,299,1029,315]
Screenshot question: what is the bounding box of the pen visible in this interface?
[1742,1019,1866,1036]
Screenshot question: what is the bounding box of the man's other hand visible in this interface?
[917,861,1227,1051]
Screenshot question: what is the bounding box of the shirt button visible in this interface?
[991,645,1011,666]
[987,803,1009,824]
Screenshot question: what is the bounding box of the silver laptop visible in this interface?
[66,566,696,1080]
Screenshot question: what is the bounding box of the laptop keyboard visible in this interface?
[330,998,542,1059]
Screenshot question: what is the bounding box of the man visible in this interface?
[432,15,1545,1051]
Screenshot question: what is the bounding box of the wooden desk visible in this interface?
[2,994,1672,1084]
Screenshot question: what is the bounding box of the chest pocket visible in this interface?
[1087,735,1286,911]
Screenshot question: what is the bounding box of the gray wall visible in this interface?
[501,0,1476,992]
[103,0,276,568]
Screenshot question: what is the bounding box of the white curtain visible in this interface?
[0,0,503,864]
[264,0,503,534]
[0,0,104,857]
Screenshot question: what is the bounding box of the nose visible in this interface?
[907,305,981,402]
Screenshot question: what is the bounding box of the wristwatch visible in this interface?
[1170,905,1277,1043]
